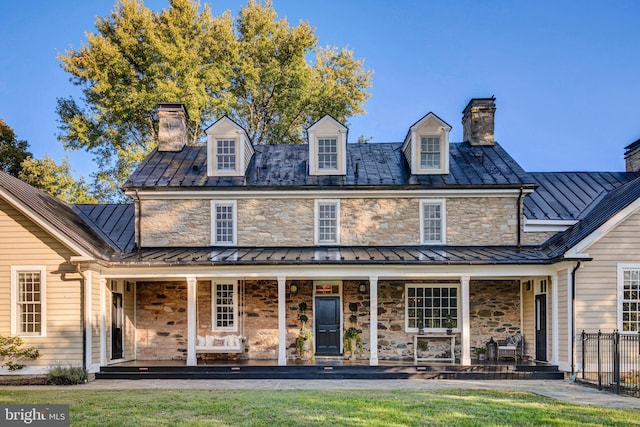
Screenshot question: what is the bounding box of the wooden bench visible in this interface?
[196,334,245,353]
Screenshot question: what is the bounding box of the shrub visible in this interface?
[46,365,88,385]
[0,335,40,370]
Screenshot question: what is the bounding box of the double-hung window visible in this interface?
[11,266,46,336]
[212,281,237,332]
[211,201,237,245]
[420,136,441,170]
[420,200,446,244]
[620,266,640,332]
[317,138,338,171]
[406,283,459,332]
[216,139,236,172]
[315,200,340,244]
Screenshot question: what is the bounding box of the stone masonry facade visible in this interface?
[140,196,521,247]
[135,279,520,362]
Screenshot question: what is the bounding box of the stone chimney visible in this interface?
[462,97,496,146]
[625,138,640,173]
[157,103,189,152]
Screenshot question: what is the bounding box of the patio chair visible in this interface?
[497,334,522,361]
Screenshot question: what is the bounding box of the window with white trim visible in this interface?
[11,266,46,336]
[406,283,459,332]
[212,281,238,332]
[420,200,446,244]
[622,269,640,332]
[317,138,338,170]
[420,136,441,169]
[315,200,340,244]
[216,139,236,171]
[211,201,236,245]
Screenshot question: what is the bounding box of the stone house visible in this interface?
[1,97,640,375]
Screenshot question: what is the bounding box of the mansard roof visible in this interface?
[123,141,535,190]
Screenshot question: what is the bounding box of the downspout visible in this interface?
[570,261,581,379]
[517,187,524,249]
[75,265,89,371]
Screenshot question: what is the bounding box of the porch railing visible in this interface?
[580,330,640,397]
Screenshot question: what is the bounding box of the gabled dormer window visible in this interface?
[206,116,254,177]
[402,112,451,175]
[216,139,237,172]
[307,115,347,176]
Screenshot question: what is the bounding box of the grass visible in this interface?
[0,388,638,426]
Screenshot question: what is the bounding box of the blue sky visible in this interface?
[1,0,639,179]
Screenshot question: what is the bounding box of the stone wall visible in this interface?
[140,199,210,246]
[469,280,521,355]
[136,281,188,360]
[140,196,521,247]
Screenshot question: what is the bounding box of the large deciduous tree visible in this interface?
[57,0,373,199]
[0,119,32,177]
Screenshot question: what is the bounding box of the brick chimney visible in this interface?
[625,138,640,173]
[157,103,189,152]
[462,97,496,146]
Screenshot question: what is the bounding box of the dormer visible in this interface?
[402,112,451,175]
[206,116,254,177]
[307,115,348,176]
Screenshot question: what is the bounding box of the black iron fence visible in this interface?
[580,330,640,397]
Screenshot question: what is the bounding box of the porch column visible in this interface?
[551,273,559,365]
[84,271,92,372]
[369,275,379,366]
[186,276,197,366]
[461,276,471,365]
[277,276,287,366]
[99,277,107,366]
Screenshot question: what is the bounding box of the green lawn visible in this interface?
[0,388,637,426]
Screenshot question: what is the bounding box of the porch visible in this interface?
[96,359,563,380]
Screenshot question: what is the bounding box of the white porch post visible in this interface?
[461,276,471,366]
[84,272,92,372]
[99,277,107,366]
[186,276,197,366]
[277,276,287,366]
[369,275,379,366]
[551,273,559,366]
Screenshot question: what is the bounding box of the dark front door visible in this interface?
[535,294,547,361]
[315,297,340,355]
[111,292,123,359]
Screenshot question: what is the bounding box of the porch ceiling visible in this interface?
[112,245,552,267]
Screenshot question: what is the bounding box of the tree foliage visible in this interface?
[57,0,373,198]
[0,119,32,177]
[19,156,98,204]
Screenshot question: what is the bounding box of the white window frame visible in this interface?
[405,283,460,333]
[317,137,339,171]
[211,280,238,332]
[10,266,46,337]
[419,135,441,170]
[211,200,237,246]
[420,199,446,244]
[314,199,340,245]
[215,138,237,172]
[617,263,640,333]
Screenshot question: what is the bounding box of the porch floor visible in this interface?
[97,359,563,381]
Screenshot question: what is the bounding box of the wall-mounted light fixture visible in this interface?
[358,283,368,294]
[290,283,299,294]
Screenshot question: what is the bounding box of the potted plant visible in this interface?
[476,346,487,361]
[344,302,362,359]
[296,302,314,360]
[444,314,455,335]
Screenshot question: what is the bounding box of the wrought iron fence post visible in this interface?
[581,330,586,380]
[597,329,602,390]
[614,329,620,395]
